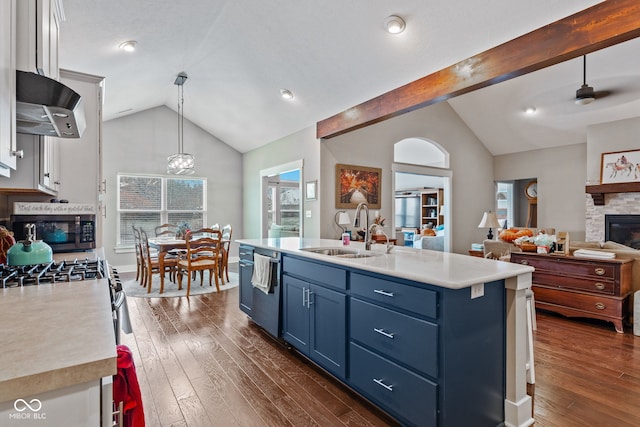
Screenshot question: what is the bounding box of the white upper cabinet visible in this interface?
[16,0,62,80]
[0,0,17,176]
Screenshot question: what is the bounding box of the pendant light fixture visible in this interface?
[167,72,195,175]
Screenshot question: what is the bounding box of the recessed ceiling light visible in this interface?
[384,15,406,34]
[280,89,294,100]
[524,107,537,115]
[118,40,137,52]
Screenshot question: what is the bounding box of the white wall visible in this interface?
[103,106,243,268]
[494,143,587,240]
[242,126,320,239]
[587,116,640,182]
[320,101,494,254]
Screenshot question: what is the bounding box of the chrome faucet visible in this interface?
[369,224,394,254]
[353,202,372,250]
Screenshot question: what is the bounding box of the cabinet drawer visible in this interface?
[351,273,437,318]
[239,245,254,261]
[534,286,625,317]
[511,254,616,280]
[283,256,347,291]
[533,271,616,295]
[351,298,438,378]
[349,342,437,427]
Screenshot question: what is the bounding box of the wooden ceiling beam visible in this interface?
[316,0,640,140]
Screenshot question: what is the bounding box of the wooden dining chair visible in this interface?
[131,226,144,285]
[176,228,223,297]
[220,224,232,282]
[141,229,178,293]
[155,223,178,238]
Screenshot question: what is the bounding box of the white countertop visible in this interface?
[0,279,117,403]
[237,237,533,289]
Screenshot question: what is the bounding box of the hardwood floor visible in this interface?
[119,268,640,426]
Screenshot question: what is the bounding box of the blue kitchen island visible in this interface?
[237,238,535,427]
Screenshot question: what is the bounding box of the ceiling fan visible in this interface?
[575,55,613,105]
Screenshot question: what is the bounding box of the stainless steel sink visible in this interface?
[300,247,379,258]
[300,247,358,256]
[334,253,376,258]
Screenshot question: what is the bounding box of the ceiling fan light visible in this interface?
[575,84,595,105]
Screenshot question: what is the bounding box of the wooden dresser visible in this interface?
[510,252,632,333]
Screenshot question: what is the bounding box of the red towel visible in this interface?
[114,344,145,427]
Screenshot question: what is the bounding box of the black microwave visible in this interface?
[11,214,96,253]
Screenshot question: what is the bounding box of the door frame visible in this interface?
[260,159,303,238]
[392,163,452,252]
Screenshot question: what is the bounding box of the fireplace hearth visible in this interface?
[605,215,640,249]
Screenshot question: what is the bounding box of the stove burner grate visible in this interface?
[0,259,104,288]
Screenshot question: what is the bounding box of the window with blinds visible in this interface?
[117,174,207,246]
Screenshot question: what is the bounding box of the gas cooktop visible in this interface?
[0,259,105,288]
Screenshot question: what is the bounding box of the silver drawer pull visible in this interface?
[594,282,605,290]
[595,302,606,310]
[373,328,395,339]
[519,260,529,265]
[594,268,606,276]
[373,378,394,392]
[373,289,394,297]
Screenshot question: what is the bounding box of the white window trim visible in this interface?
[116,173,207,249]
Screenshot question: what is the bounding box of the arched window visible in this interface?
[394,138,448,168]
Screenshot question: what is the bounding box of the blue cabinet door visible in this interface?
[282,276,309,353]
[239,260,253,315]
[310,283,347,380]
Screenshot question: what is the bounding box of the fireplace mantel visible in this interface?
[586,183,640,205]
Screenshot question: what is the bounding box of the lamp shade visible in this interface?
[478,211,500,229]
[338,212,351,225]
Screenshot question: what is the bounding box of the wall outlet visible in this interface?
[305,210,312,218]
[471,283,484,299]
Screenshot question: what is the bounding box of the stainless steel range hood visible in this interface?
[16,71,86,138]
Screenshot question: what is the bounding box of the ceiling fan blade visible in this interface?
[594,90,615,99]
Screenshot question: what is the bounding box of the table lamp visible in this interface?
[478,211,500,240]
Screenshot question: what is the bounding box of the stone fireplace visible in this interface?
[586,192,640,243]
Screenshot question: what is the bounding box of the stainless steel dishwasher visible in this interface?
[239,245,282,337]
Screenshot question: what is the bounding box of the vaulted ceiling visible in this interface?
[58,0,638,155]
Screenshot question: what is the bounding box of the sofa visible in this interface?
[412,225,445,251]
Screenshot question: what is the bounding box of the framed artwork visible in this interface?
[335,163,381,209]
[600,149,640,184]
[305,180,317,200]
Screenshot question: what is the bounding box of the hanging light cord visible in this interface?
[177,80,184,154]
[582,55,587,86]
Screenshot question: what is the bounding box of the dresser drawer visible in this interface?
[534,286,625,317]
[351,273,437,318]
[512,254,617,280]
[351,298,438,378]
[533,271,616,295]
[349,342,437,427]
[283,256,347,291]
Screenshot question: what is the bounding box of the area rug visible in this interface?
[123,271,238,298]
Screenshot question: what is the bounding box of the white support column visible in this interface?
[504,272,535,427]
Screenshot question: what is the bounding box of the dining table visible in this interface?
[147,236,228,294]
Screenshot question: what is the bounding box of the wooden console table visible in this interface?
[510,252,632,333]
